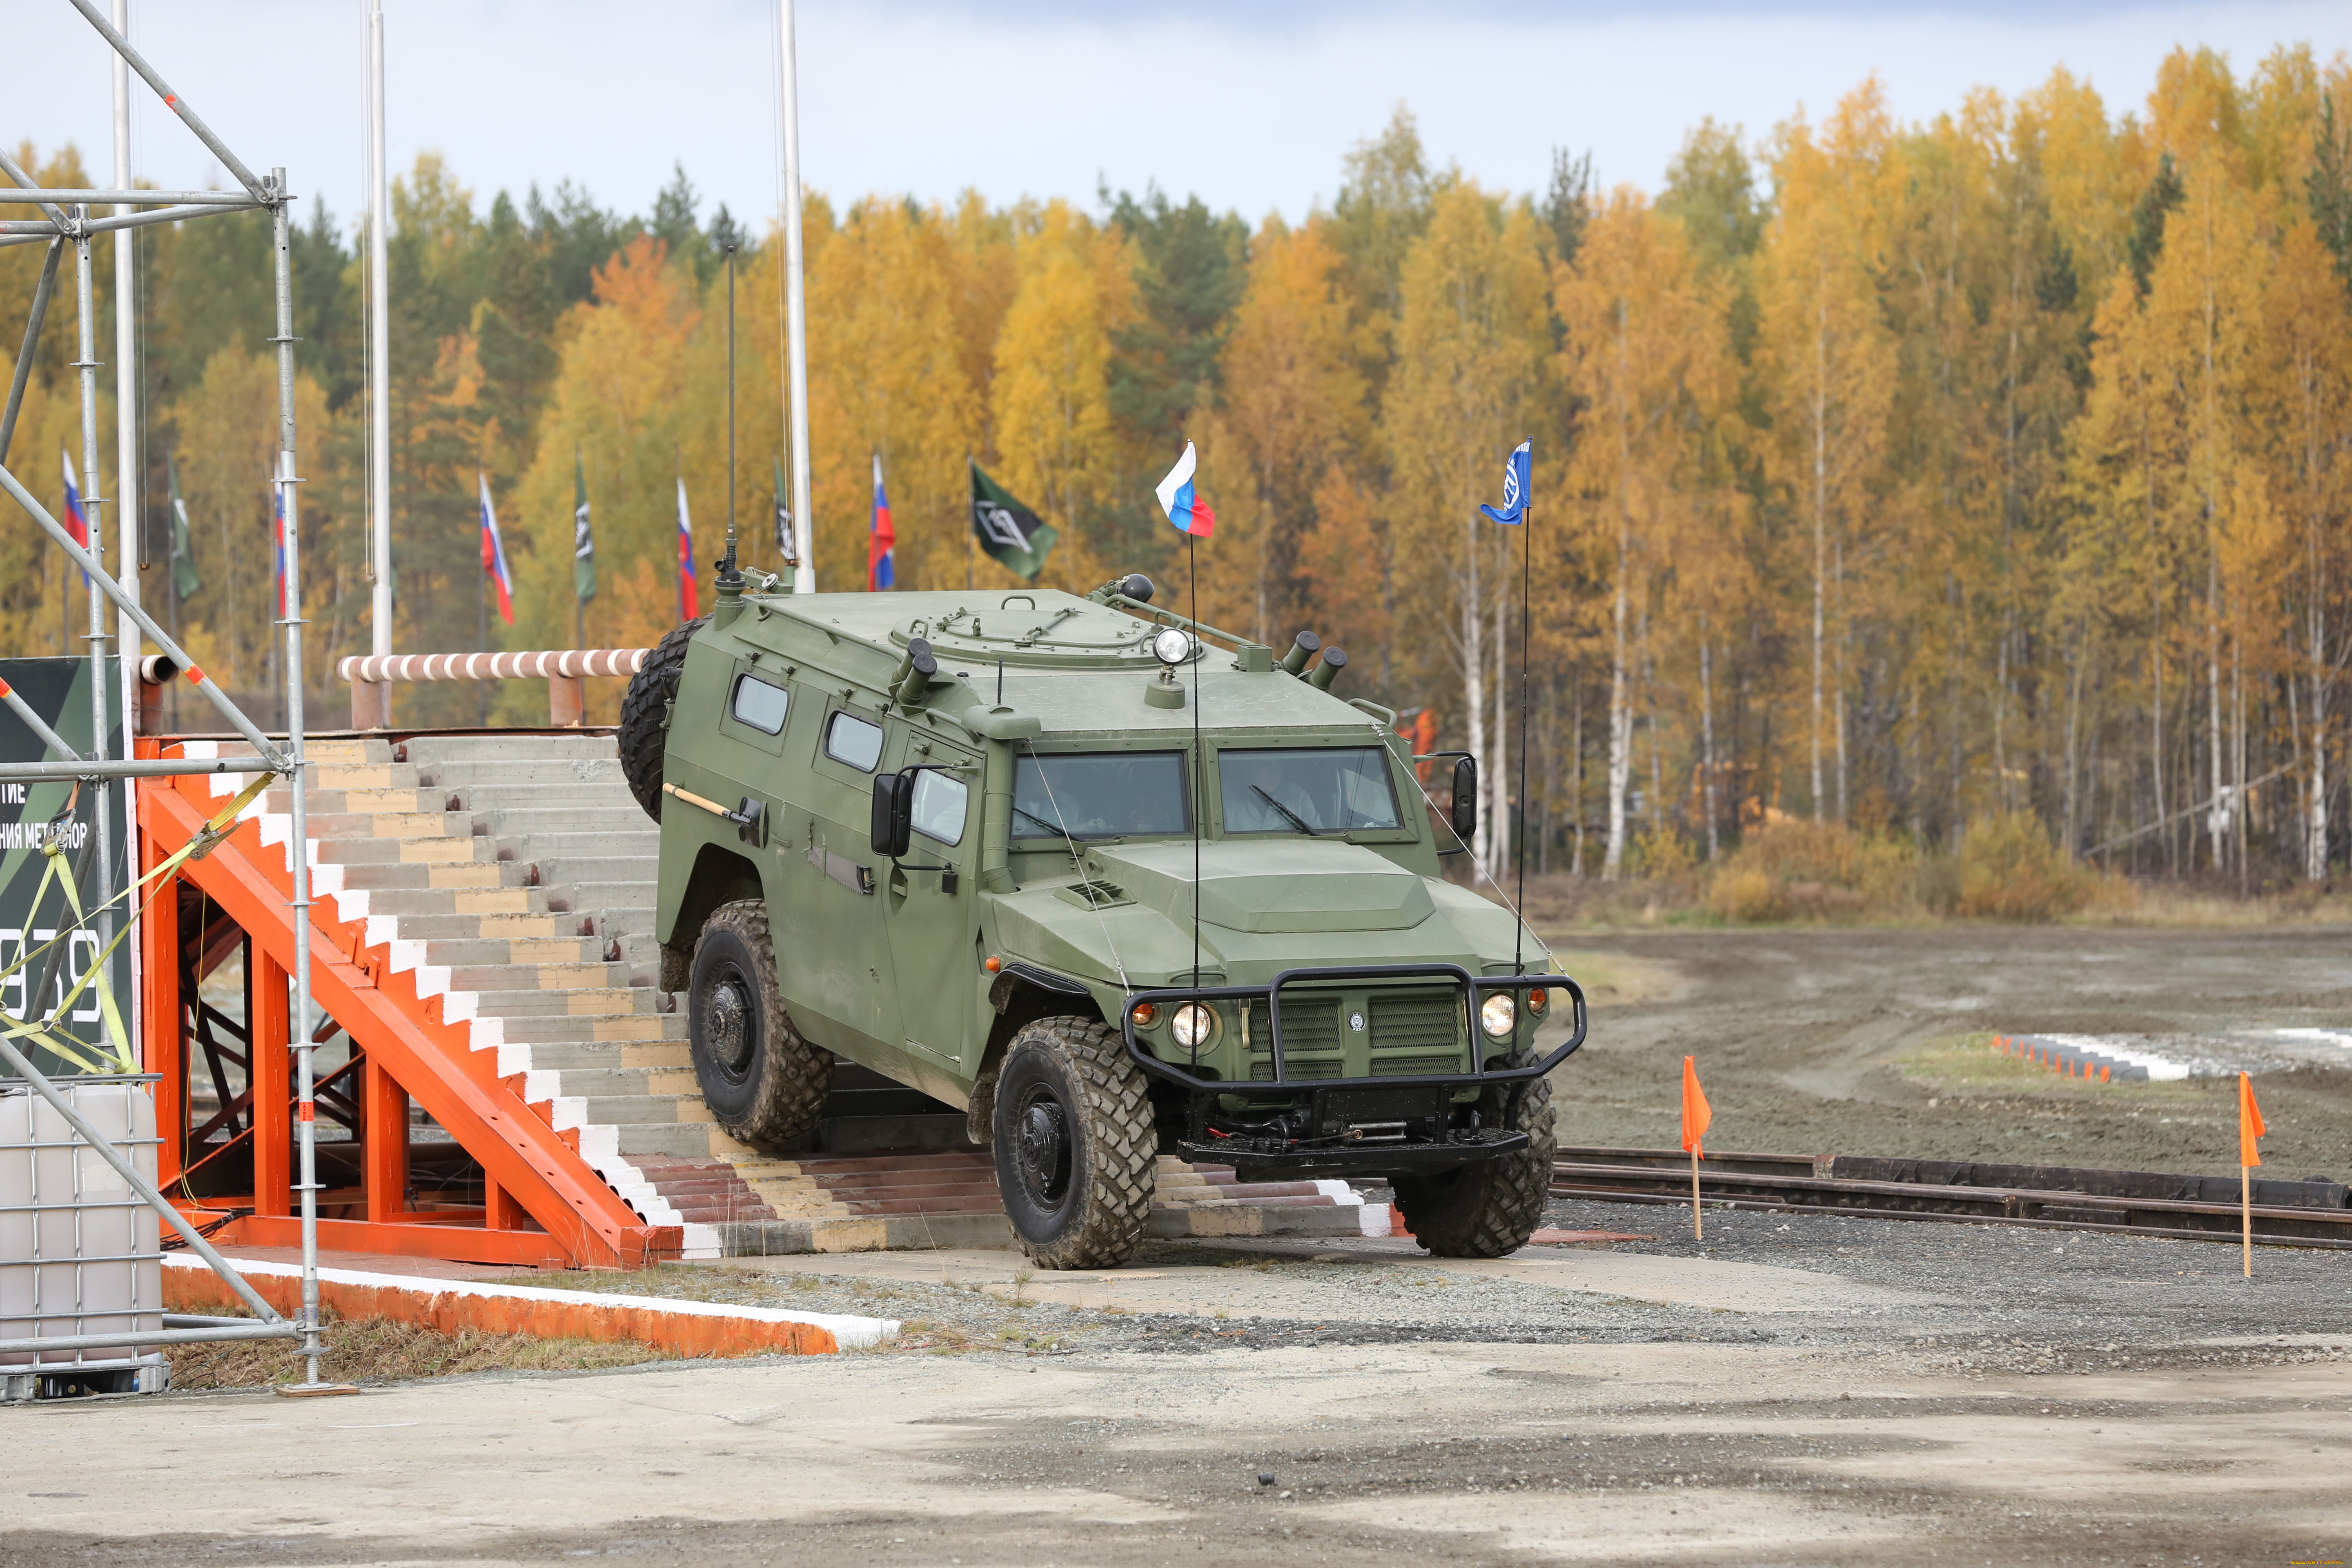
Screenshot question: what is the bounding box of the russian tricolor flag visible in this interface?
[478,472,514,626]
[1154,441,1215,537]
[61,450,89,584]
[676,476,697,620]
[869,453,896,591]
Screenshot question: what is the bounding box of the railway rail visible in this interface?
[1550,1146,2352,1251]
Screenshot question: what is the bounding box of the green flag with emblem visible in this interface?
[166,455,200,600]
[970,460,1055,581]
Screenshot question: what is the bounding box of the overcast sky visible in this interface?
[12,2,2350,238]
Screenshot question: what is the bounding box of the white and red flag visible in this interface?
[478,471,514,625]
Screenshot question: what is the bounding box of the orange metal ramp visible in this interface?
[136,744,679,1270]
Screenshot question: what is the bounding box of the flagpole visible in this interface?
[724,244,739,583]
[1189,529,1200,1000]
[1691,1145,1702,1241]
[775,0,815,593]
[366,0,393,664]
[1515,500,1531,978]
[964,452,974,592]
[2243,1163,2253,1277]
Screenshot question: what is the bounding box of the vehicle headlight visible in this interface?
[1171,1003,1216,1049]
[1479,992,1517,1039]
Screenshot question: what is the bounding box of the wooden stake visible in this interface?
[1692,1145,1703,1241]
[2242,1163,2252,1278]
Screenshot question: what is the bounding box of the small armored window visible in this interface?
[730,674,790,735]
[824,710,884,772]
[910,770,969,847]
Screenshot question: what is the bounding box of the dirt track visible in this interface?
[1533,923,2352,1178]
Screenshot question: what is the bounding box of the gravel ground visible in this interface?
[517,1187,2350,1381]
[1532,923,2352,1176]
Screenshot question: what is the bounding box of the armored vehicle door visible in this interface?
[879,733,982,1072]
[787,700,906,1060]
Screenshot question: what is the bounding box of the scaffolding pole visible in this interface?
[0,4,321,1386]
[71,216,119,1071]
[113,0,144,1126]
[267,168,323,1386]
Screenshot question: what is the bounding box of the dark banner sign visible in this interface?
[0,658,131,1076]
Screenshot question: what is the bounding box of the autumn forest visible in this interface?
[5,44,2351,892]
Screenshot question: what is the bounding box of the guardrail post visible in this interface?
[350,678,389,731]
[548,675,585,727]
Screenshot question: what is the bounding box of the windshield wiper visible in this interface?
[1250,785,1322,836]
[1011,805,1083,847]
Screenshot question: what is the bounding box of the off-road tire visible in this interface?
[1392,1049,1555,1258]
[618,615,707,822]
[991,1016,1155,1270]
[688,899,832,1151]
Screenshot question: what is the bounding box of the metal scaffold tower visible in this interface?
[0,0,325,1385]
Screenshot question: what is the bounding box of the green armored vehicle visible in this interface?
[620,567,1584,1270]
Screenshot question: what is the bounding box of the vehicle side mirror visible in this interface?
[1450,756,1479,843]
[870,773,913,858]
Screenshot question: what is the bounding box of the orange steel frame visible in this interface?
[134,739,679,1270]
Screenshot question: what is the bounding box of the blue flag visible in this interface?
[1478,439,1531,526]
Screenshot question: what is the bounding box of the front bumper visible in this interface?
[1120,963,1586,1172]
[1178,1127,1531,1183]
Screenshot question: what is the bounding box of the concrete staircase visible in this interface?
[188,731,1389,1261]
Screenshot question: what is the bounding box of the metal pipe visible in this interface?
[0,206,260,238]
[0,189,261,207]
[775,0,815,593]
[74,214,119,1068]
[268,169,322,1386]
[0,145,74,232]
[0,677,84,764]
[113,0,143,1064]
[63,0,269,201]
[367,0,392,661]
[0,238,62,467]
[0,758,243,781]
[0,1033,287,1324]
[0,1323,297,1355]
[0,461,287,769]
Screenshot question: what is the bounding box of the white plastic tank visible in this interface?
[0,1078,165,1398]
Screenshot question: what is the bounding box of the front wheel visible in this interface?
[688,899,832,1151]
[990,1016,1156,1270]
[1393,1050,1556,1258]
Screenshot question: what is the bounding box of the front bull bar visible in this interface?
[1117,963,1588,1094]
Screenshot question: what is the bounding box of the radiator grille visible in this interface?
[1247,1058,1344,1081]
[1245,998,1342,1054]
[1245,997,1342,1081]
[1368,987,1463,1056]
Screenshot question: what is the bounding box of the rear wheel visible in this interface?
[1393,1050,1555,1258]
[991,1016,1155,1270]
[688,899,832,1150]
[618,615,706,821]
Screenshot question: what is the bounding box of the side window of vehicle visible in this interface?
[730,674,790,735]
[909,769,970,847]
[824,710,884,772]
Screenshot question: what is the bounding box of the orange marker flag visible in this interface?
[2239,1072,2266,1278]
[1682,1056,1712,1156]
[1682,1056,1712,1240]
[2239,1073,2266,1167]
